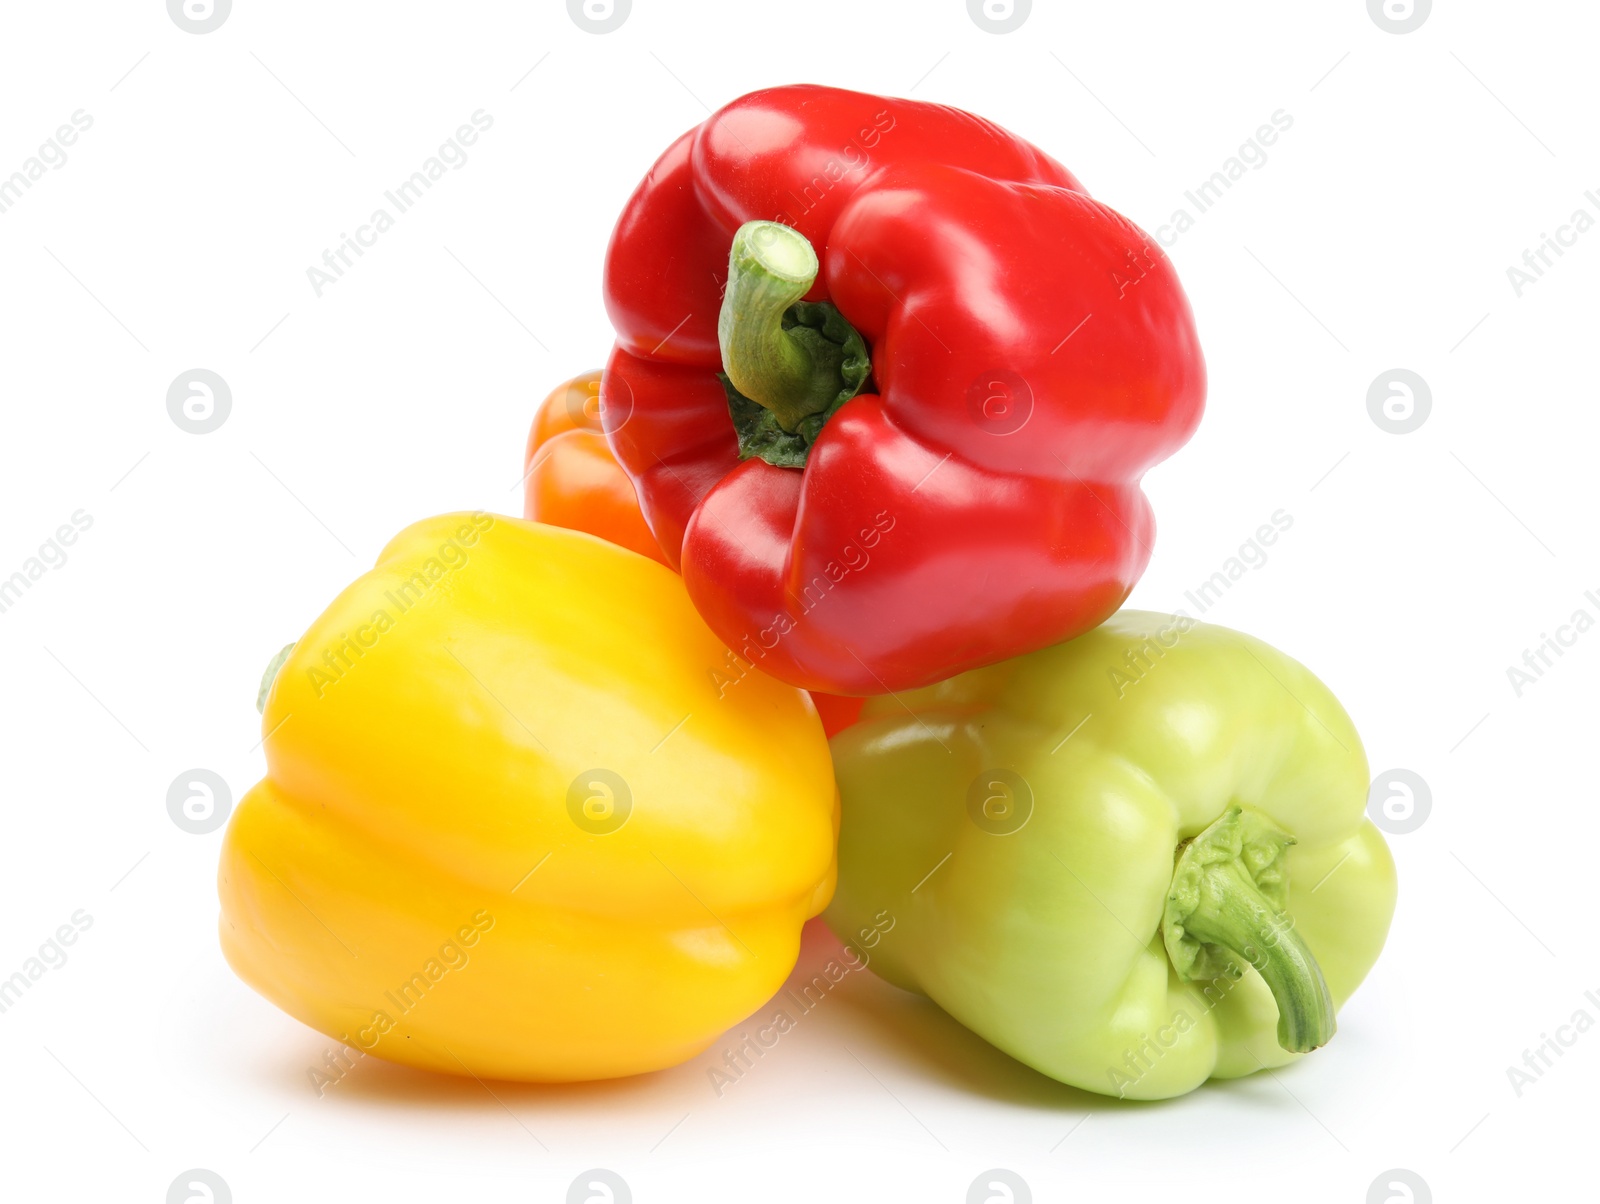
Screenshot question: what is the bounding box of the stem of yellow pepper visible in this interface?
[257,642,295,713]
[1162,807,1337,1054]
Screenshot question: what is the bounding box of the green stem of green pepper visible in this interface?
[718,221,856,433]
[1163,807,1337,1054]
[1177,859,1336,1053]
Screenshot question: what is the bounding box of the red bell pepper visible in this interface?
[601,85,1204,694]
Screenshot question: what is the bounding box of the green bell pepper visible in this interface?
[825,611,1396,1100]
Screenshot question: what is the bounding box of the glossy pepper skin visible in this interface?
[825,611,1396,1100]
[523,371,866,737]
[601,84,1205,694]
[220,513,838,1082]
[523,370,671,566]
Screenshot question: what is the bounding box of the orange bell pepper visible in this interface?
[523,371,671,567]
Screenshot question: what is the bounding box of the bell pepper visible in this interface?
[523,370,670,566]
[522,370,866,737]
[601,84,1205,694]
[220,513,838,1081]
[824,611,1396,1099]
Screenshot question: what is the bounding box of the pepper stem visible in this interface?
[1162,807,1336,1054]
[257,642,295,713]
[718,221,855,433]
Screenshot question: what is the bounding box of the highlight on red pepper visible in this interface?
[600,84,1206,695]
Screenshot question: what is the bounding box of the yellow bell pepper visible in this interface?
[220,512,838,1082]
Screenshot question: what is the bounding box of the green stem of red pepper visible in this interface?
[1162,807,1336,1054]
[718,221,864,434]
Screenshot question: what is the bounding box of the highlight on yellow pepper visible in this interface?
[220,512,839,1082]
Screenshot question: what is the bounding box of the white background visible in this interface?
[0,1,1593,1200]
